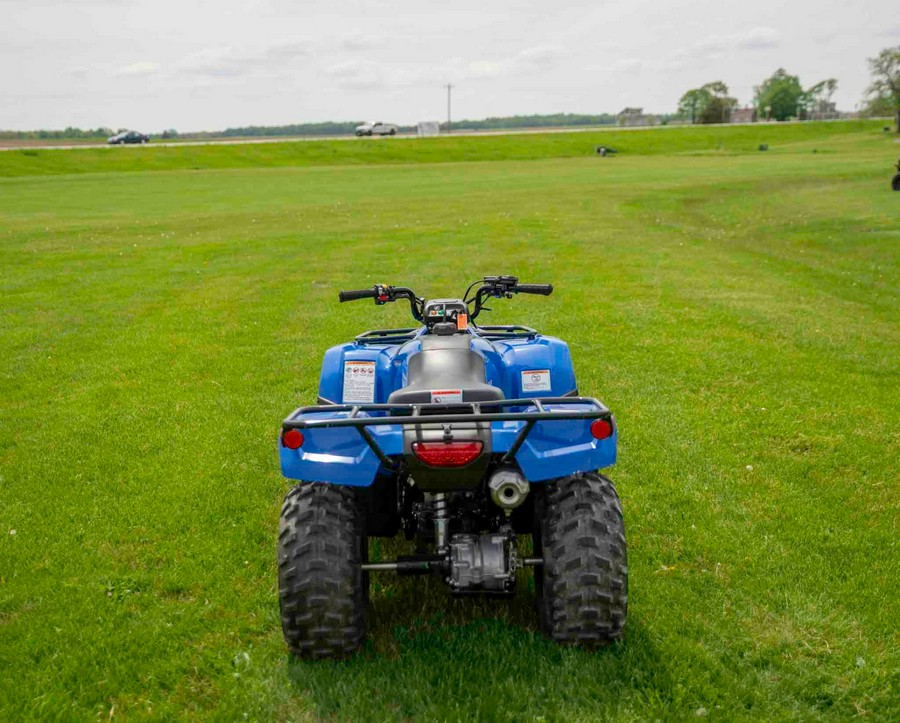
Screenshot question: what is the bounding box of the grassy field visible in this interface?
[1,122,898,720]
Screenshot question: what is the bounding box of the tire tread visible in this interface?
[538,472,627,647]
[278,482,365,659]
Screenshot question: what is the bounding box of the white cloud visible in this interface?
[316,44,568,92]
[116,61,161,76]
[672,26,781,67]
[611,58,643,73]
[263,39,310,62]
[517,44,567,65]
[179,48,243,78]
[324,59,384,90]
[340,31,385,51]
[733,26,780,50]
[461,45,568,81]
[177,39,308,78]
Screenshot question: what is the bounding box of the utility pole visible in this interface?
[445,83,453,134]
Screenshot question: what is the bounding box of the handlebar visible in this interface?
[339,288,378,303]
[338,285,424,321]
[337,276,553,324]
[466,277,553,319]
[513,283,553,296]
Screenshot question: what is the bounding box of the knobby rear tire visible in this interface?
[537,472,628,647]
[278,482,367,659]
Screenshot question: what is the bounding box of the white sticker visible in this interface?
[521,369,552,393]
[430,389,463,404]
[342,360,376,403]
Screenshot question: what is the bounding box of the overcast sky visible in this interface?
[1,0,897,131]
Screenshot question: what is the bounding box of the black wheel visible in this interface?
[536,472,627,647]
[278,482,367,659]
[389,129,396,136]
[892,173,900,191]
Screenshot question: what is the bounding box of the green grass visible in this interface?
[0,119,887,178]
[0,122,898,720]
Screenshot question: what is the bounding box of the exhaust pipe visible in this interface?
[488,468,529,513]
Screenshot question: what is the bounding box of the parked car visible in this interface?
[355,121,398,137]
[107,131,149,145]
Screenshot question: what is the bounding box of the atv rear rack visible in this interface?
[282,397,612,469]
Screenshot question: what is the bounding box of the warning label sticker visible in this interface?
[521,369,552,393]
[342,360,376,403]
[430,389,463,404]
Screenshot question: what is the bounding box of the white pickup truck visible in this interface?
[354,121,398,137]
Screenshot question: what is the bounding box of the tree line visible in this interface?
[0,126,119,140]
[677,45,899,127]
[678,73,838,123]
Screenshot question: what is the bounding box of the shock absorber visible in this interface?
[433,493,449,553]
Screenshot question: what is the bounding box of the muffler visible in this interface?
[488,468,529,513]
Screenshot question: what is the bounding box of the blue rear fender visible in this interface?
[279,411,403,486]
[279,403,616,486]
[491,403,617,482]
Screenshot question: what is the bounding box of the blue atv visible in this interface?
[277,276,627,658]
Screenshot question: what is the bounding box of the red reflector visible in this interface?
[590,419,613,440]
[412,441,483,467]
[282,429,304,449]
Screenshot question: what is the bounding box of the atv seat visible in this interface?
[387,334,504,404]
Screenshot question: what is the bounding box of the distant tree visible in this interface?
[754,69,805,120]
[161,129,178,139]
[864,46,900,131]
[861,94,895,118]
[678,88,709,124]
[802,78,838,116]
[678,82,737,124]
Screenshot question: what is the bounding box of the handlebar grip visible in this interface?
[513,283,553,296]
[339,288,377,303]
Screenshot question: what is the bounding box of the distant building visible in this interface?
[616,107,658,127]
[417,121,440,137]
[731,107,757,124]
[808,101,839,121]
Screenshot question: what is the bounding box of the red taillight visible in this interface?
[282,429,304,449]
[590,419,613,440]
[412,441,483,467]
